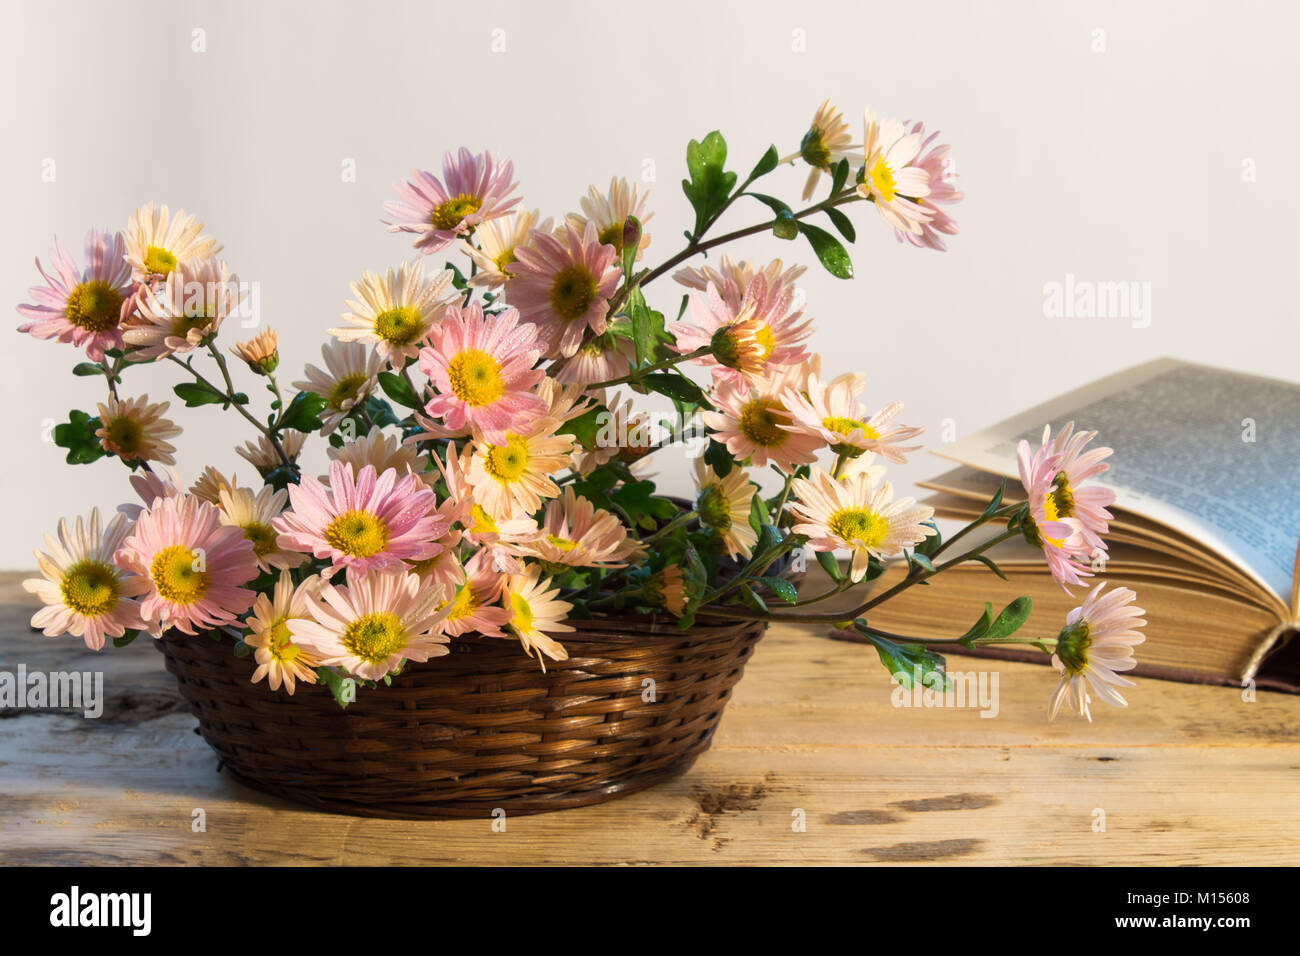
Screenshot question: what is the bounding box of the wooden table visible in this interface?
[2,569,1297,865]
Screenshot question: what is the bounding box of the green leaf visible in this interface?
[316,667,356,709]
[739,583,768,613]
[627,287,655,366]
[52,410,106,465]
[678,545,709,628]
[864,630,950,691]
[830,157,851,195]
[111,629,140,649]
[815,549,843,582]
[682,130,738,237]
[915,522,943,557]
[772,210,799,241]
[969,553,1008,581]
[824,206,856,242]
[173,381,227,407]
[748,144,779,180]
[909,552,936,574]
[703,438,733,477]
[377,370,419,409]
[745,192,794,217]
[797,221,854,279]
[278,391,327,432]
[640,372,710,408]
[612,479,676,532]
[958,602,994,648]
[560,403,607,450]
[985,596,1033,641]
[979,478,1008,520]
[748,488,768,537]
[760,576,799,605]
[72,362,103,377]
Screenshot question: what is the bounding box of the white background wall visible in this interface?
[2,0,1296,568]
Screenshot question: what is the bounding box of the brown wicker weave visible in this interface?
[157,615,766,819]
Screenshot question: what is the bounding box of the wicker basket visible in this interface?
[156,615,766,819]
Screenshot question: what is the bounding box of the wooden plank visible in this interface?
[2,571,1298,865]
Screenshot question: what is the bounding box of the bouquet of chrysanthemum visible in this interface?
[18,101,1145,723]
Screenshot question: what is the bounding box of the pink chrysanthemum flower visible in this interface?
[673,255,806,313]
[782,371,923,463]
[788,468,936,581]
[1018,437,1095,592]
[418,303,548,443]
[513,487,647,571]
[123,203,220,281]
[1049,584,1146,721]
[669,275,812,384]
[508,220,620,358]
[438,550,512,638]
[895,122,963,251]
[23,508,148,650]
[115,494,259,636]
[702,365,822,471]
[17,229,135,363]
[383,148,520,255]
[502,565,574,669]
[1039,422,1115,553]
[857,110,933,237]
[326,425,436,488]
[293,340,384,436]
[289,570,452,680]
[406,533,467,593]
[243,571,321,695]
[95,393,183,465]
[433,448,535,575]
[273,461,450,578]
[467,415,575,519]
[123,257,244,360]
[329,260,457,368]
[551,333,636,386]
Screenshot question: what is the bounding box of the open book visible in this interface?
[865,358,1300,692]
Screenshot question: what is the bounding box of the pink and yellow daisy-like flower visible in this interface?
[237,429,307,476]
[551,333,636,386]
[217,483,307,573]
[514,487,646,570]
[406,533,467,593]
[327,425,436,488]
[702,366,821,471]
[669,275,812,384]
[797,99,857,200]
[289,569,452,680]
[508,220,621,358]
[894,122,963,251]
[23,508,148,651]
[123,257,243,360]
[567,177,654,260]
[694,456,758,559]
[17,229,134,363]
[437,550,512,638]
[673,255,806,314]
[460,208,551,289]
[1049,584,1146,721]
[466,416,576,519]
[857,110,933,237]
[788,468,936,581]
[329,260,456,367]
[1017,436,1094,592]
[432,447,537,572]
[502,565,574,668]
[115,494,259,636]
[383,148,520,255]
[783,371,923,463]
[273,461,450,578]
[243,571,321,695]
[1038,422,1115,553]
[644,566,687,616]
[123,202,220,281]
[95,393,183,465]
[293,340,384,436]
[418,303,548,443]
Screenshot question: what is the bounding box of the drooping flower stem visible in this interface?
[166,351,292,469]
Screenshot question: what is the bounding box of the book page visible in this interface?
[933,359,1300,603]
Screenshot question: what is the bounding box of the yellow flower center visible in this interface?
[549,264,598,321]
[444,584,479,620]
[597,223,624,252]
[447,348,506,407]
[60,559,120,617]
[493,247,518,275]
[827,507,888,550]
[142,244,178,275]
[697,485,732,530]
[150,544,209,605]
[267,618,302,663]
[327,372,369,410]
[738,398,788,448]
[323,509,389,558]
[242,522,278,557]
[374,306,424,346]
[754,325,776,360]
[509,592,534,633]
[469,504,498,535]
[484,435,529,482]
[64,280,123,334]
[823,415,878,440]
[1044,471,1075,522]
[546,534,578,552]
[431,194,483,231]
[869,158,898,203]
[340,611,408,664]
[103,416,144,456]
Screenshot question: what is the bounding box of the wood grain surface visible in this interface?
[1,570,1296,865]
